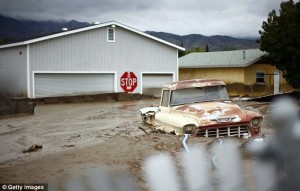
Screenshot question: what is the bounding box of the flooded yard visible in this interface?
[0,99,272,190]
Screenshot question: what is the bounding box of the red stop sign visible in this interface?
[120,72,137,92]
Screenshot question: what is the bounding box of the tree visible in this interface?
[0,38,15,45]
[222,46,237,51]
[205,43,209,52]
[178,44,206,57]
[185,46,205,55]
[178,41,186,57]
[259,0,300,89]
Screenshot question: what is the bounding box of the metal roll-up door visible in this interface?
[34,73,114,98]
[142,74,173,97]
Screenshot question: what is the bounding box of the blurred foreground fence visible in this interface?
[49,98,300,191]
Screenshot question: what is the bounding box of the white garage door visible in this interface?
[142,74,173,97]
[34,73,115,98]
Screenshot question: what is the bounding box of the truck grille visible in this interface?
[196,125,249,138]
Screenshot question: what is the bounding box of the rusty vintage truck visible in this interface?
[140,79,262,138]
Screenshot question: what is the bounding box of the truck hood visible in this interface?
[171,101,247,126]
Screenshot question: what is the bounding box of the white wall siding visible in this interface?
[29,27,177,96]
[0,46,27,97]
[142,73,174,97]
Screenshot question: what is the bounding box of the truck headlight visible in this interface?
[184,125,195,134]
[251,118,261,128]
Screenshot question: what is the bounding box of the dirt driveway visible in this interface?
[0,99,272,190]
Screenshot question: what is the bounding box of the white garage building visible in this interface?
[0,21,184,98]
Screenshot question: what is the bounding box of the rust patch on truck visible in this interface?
[163,79,226,90]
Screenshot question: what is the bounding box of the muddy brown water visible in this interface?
[0,99,272,190]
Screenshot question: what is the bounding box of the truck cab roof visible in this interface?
[163,79,226,90]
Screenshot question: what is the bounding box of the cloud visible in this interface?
[0,0,284,37]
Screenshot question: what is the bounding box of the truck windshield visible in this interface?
[169,86,230,106]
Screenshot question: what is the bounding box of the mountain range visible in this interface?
[0,15,90,41]
[0,15,259,51]
[146,31,259,51]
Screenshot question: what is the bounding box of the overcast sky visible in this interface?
[0,0,287,37]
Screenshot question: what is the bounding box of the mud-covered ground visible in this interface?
[0,99,272,190]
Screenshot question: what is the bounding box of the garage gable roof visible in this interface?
[179,49,267,68]
[0,21,185,51]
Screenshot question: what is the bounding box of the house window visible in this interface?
[256,72,265,84]
[107,28,115,42]
[161,90,170,107]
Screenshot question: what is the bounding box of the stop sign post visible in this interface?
[120,72,137,92]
